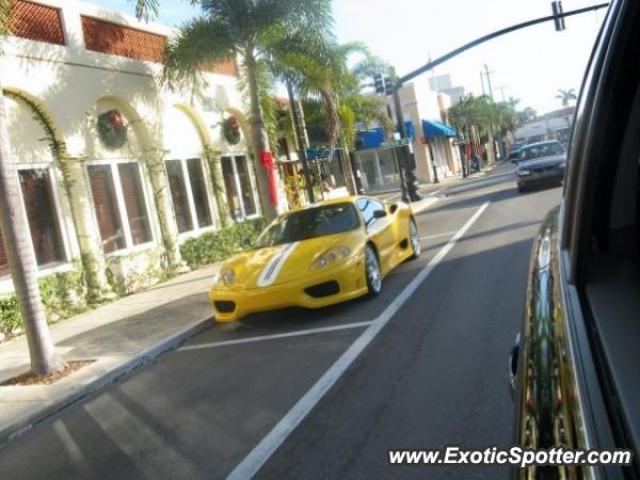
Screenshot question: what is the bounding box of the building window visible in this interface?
[221,155,258,220]
[166,158,214,234]
[0,168,67,276]
[187,158,213,228]
[87,162,153,254]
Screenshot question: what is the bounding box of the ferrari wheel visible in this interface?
[408,218,421,260]
[365,244,382,296]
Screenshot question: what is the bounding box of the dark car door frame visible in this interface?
[559,0,638,476]
[513,1,638,478]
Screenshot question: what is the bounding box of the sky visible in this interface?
[88,0,605,115]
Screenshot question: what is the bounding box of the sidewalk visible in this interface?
[0,265,220,444]
[373,163,500,202]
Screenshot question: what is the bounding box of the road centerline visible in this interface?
[226,201,492,480]
[178,321,374,351]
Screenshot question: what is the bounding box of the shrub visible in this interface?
[0,295,21,336]
[180,218,267,269]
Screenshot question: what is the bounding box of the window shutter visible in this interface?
[88,165,126,253]
[19,169,65,267]
[166,160,193,233]
[187,158,213,228]
[118,163,152,245]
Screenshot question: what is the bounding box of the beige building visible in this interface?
[392,82,462,183]
[0,0,271,299]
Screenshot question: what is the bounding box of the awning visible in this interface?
[422,120,457,138]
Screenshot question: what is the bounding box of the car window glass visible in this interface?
[521,143,564,160]
[256,203,360,248]
[357,199,385,226]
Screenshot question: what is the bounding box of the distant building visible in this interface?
[353,81,461,191]
[514,106,576,145]
[428,74,466,105]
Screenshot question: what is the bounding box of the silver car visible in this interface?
[515,141,567,192]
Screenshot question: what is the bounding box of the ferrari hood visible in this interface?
[219,231,362,290]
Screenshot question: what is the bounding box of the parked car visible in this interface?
[510,1,640,478]
[515,141,567,192]
[209,197,420,322]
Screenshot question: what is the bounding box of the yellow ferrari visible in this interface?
[209,196,421,322]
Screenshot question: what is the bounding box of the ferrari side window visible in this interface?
[357,198,385,226]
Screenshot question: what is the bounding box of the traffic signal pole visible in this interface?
[390,2,609,201]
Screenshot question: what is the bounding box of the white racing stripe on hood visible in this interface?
[257,242,300,287]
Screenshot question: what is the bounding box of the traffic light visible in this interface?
[374,73,385,94]
[384,77,394,96]
[551,1,566,31]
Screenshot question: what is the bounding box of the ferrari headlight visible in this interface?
[517,169,531,177]
[219,268,236,286]
[310,246,352,271]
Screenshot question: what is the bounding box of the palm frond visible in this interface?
[130,0,159,21]
[162,17,235,90]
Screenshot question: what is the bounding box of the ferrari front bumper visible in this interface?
[209,257,368,322]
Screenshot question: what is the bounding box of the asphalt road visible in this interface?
[0,164,562,480]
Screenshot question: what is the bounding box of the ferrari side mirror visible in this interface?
[373,209,387,219]
[388,203,398,214]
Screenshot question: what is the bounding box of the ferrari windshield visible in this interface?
[255,203,360,248]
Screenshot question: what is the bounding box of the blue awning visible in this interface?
[356,128,386,150]
[422,120,457,138]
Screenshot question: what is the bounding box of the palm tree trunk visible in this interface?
[245,52,278,221]
[0,83,65,377]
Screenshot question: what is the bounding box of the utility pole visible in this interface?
[496,86,509,102]
[482,64,494,100]
[480,72,486,96]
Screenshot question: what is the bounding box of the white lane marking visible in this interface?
[226,201,492,480]
[420,231,458,241]
[257,242,299,287]
[179,321,373,351]
[427,186,447,197]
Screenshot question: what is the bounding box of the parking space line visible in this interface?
[226,201,492,480]
[178,321,374,352]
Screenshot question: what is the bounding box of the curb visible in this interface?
[0,317,212,447]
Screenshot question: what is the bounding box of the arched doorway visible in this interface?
[163,105,216,234]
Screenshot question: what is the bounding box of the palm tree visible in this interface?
[0,0,66,375]
[556,88,577,107]
[274,40,363,152]
[163,0,333,220]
